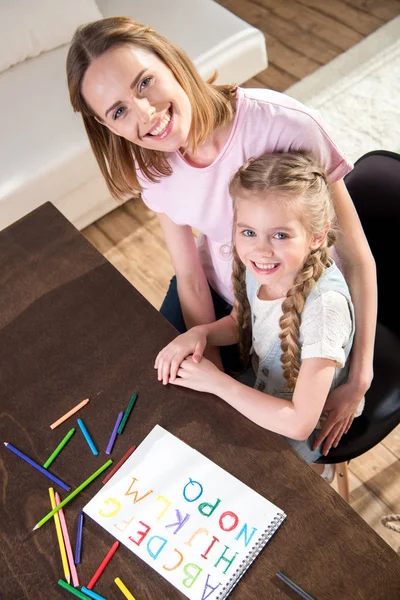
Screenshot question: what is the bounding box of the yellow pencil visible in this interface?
[49,487,71,584]
[114,577,136,600]
[50,398,89,430]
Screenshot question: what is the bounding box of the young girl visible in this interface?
[155,152,364,463]
[67,16,375,455]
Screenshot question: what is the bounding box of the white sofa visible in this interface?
[0,0,267,232]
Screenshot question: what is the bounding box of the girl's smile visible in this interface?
[235,195,323,299]
[81,45,192,152]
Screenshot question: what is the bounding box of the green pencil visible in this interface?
[58,580,91,599]
[117,393,138,435]
[43,427,75,469]
[32,459,112,531]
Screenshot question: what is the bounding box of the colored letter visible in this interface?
[182,564,202,588]
[214,546,238,574]
[201,574,222,600]
[201,536,219,559]
[165,509,191,535]
[114,516,134,532]
[219,511,239,532]
[156,495,172,520]
[128,521,151,546]
[99,498,121,517]
[235,523,257,547]
[198,498,221,517]
[163,549,184,571]
[185,528,209,547]
[183,478,203,502]
[125,477,153,503]
[147,535,168,560]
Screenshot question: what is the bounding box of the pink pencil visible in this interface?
[55,492,80,588]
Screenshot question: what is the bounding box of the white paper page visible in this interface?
[83,425,286,600]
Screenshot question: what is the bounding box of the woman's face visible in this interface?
[81,45,192,151]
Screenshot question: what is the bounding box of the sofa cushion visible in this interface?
[0,0,103,73]
[96,0,267,84]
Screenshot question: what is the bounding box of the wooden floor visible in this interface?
[83,0,400,553]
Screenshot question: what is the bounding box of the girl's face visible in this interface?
[81,45,192,151]
[235,195,325,298]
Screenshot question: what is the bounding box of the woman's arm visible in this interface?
[331,178,377,391]
[171,356,336,441]
[158,213,224,368]
[155,311,239,384]
[313,179,377,453]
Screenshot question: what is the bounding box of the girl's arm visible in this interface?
[171,356,336,441]
[313,179,377,453]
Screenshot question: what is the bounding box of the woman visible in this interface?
[66,16,376,456]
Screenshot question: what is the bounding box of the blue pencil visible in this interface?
[81,587,107,600]
[74,511,84,564]
[4,442,70,491]
[105,411,123,455]
[77,418,98,455]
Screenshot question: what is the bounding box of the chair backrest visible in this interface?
[344,151,400,338]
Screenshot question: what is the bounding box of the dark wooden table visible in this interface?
[1,203,399,600]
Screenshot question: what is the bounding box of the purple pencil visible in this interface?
[74,511,84,564]
[105,411,123,455]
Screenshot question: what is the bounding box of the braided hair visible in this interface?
[229,151,337,387]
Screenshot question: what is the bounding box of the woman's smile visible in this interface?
[81,45,192,151]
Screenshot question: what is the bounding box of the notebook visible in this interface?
[83,425,286,599]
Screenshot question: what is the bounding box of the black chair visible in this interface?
[316,151,400,500]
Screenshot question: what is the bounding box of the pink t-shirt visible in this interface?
[140,87,353,305]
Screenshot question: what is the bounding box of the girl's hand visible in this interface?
[312,381,366,455]
[169,357,227,395]
[155,328,207,384]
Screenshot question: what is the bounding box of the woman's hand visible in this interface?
[169,356,227,395]
[312,381,367,455]
[155,328,207,384]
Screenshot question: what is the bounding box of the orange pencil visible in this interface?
[50,399,89,429]
[86,541,120,590]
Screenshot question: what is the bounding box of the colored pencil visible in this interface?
[105,411,123,455]
[32,460,112,530]
[51,398,89,430]
[4,442,70,491]
[81,587,107,600]
[58,580,91,599]
[87,540,119,589]
[77,418,98,455]
[49,487,70,584]
[43,428,75,469]
[276,572,315,600]
[117,393,138,435]
[74,512,84,565]
[114,577,136,600]
[55,492,80,587]
[102,446,136,485]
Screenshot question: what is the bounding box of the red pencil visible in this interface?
[102,445,137,485]
[86,540,120,590]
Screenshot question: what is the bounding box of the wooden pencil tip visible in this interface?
[4,442,8,446]
[32,524,39,531]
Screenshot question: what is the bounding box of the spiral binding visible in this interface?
[216,511,287,599]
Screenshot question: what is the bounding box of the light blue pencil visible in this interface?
[81,587,107,600]
[77,418,98,455]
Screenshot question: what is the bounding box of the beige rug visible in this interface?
[286,17,400,164]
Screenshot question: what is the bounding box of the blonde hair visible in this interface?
[229,151,337,388]
[66,16,236,200]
